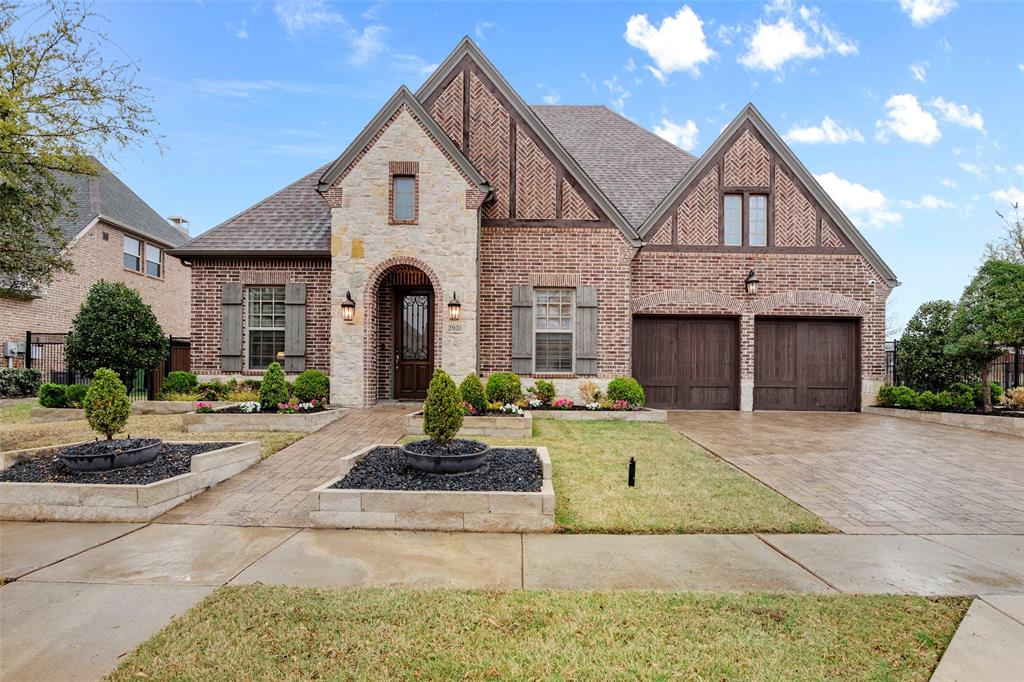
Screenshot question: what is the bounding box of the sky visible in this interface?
[80,0,1023,333]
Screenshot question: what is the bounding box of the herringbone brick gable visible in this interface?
[678,167,720,245]
[469,70,511,219]
[515,126,557,219]
[774,164,816,247]
[560,179,598,221]
[431,71,464,149]
[647,215,672,244]
[821,219,844,248]
[723,130,770,188]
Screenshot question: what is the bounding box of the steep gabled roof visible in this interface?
[533,105,696,228]
[640,104,899,287]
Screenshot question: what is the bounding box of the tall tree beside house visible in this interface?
[946,259,1024,413]
[65,280,167,385]
[896,300,973,393]
[984,203,1024,264]
[0,0,156,298]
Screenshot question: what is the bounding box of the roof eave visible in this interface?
[167,248,330,260]
[96,214,185,249]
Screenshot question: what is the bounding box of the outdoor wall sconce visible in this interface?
[341,291,356,323]
[448,292,462,321]
[744,269,760,295]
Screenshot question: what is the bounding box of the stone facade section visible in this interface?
[677,167,720,245]
[514,127,557,219]
[0,221,190,355]
[430,71,464,148]
[774,165,817,247]
[560,179,598,222]
[469,70,510,219]
[723,130,771,188]
[330,108,480,406]
[188,257,330,377]
[821,220,844,248]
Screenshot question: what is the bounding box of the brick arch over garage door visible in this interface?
[752,290,870,316]
[631,288,746,314]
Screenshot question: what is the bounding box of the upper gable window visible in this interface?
[749,195,768,246]
[724,195,742,246]
[723,194,769,247]
[389,161,419,225]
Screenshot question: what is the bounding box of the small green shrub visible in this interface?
[160,371,197,397]
[38,383,67,408]
[486,372,522,405]
[162,391,200,401]
[916,390,953,411]
[293,369,330,402]
[64,383,90,408]
[528,379,557,406]
[968,382,1003,409]
[84,368,130,440]
[459,373,487,414]
[423,369,463,445]
[876,384,897,407]
[946,383,976,411]
[226,388,259,402]
[197,380,230,401]
[0,368,42,397]
[259,362,289,410]
[890,385,920,409]
[606,377,646,406]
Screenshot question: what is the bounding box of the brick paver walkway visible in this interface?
[670,411,1024,535]
[157,405,410,527]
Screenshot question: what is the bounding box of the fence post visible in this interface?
[24,331,32,370]
[1016,348,1022,389]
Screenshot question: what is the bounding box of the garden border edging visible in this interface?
[528,407,667,422]
[865,406,1023,437]
[182,407,347,433]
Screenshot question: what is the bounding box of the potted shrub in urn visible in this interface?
[59,368,162,471]
[400,369,492,473]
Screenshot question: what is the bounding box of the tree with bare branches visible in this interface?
[985,203,1024,264]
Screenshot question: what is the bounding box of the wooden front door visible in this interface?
[393,289,433,400]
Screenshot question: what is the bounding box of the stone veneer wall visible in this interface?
[329,108,481,407]
[188,257,330,376]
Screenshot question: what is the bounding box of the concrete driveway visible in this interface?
[669,411,1024,535]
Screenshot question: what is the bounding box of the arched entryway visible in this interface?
[363,259,443,405]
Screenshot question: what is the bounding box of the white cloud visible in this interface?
[538,85,561,104]
[994,165,1006,174]
[909,61,928,82]
[899,0,957,27]
[738,2,856,72]
[716,23,742,46]
[604,76,630,113]
[958,162,983,176]
[797,5,857,55]
[990,186,1024,206]
[391,53,438,75]
[227,19,248,39]
[274,0,345,34]
[349,25,386,65]
[939,178,957,188]
[646,65,668,84]
[784,116,864,144]
[474,20,495,40]
[1015,164,1024,176]
[929,97,984,132]
[875,94,940,144]
[901,195,954,209]
[815,171,902,228]
[624,6,715,77]
[653,118,699,151]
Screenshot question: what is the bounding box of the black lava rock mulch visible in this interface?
[403,438,487,457]
[0,442,236,485]
[333,446,542,492]
[61,438,160,458]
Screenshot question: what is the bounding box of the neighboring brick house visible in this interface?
[1,159,191,365]
[171,37,897,411]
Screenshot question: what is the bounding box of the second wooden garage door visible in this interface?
[632,317,738,410]
[755,319,859,411]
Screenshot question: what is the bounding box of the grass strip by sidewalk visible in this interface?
[108,585,968,681]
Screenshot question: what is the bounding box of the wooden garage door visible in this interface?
[632,317,738,410]
[755,319,859,411]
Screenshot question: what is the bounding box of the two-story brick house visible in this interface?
[170,38,898,411]
[1,158,191,363]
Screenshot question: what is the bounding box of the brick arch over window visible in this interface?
[752,290,870,316]
[362,256,445,406]
[631,288,745,314]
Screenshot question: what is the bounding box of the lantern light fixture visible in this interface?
[448,292,462,322]
[341,291,356,323]
[744,269,760,295]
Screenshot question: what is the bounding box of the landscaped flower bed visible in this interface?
[30,401,237,423]
[871,383,1023,436]
[182,404,345,433]
[405,410,532,438]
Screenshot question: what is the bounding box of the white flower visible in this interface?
[500,403,524,416]
[239,401,261,413]
[585,402,600,411]
[528,399,542,408]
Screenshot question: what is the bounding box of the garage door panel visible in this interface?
[754,386,797,411]
[755,322,797,385]
[690,385,736,410]
[755,319,858,412]
[805,387,852,411]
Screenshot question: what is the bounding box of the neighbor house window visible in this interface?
[724,195,742,246]
[749,195,768,246]
[392,175,416,221]
[248,286,286,370]
[123,236,142,271]
[145,243,163,277]
[534,288,574,373]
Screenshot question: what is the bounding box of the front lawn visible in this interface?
[108,586,967,681]
[469,420,830,533]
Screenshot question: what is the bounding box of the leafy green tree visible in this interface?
[896,300,973,392]
[946,259,1024,412]
[985,203,1024,264]
[0,1,156,297]
[65,281,166,384]
[84,368,130,439]
[423,370,463,445]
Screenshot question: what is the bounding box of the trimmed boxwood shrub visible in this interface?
[423,369,463,445]
[160,371,197,397]
[197,380,230,401]
[0,367,41,397]
[38,383,67,408]
[293,369,330,402]
[485,372,522,405]
[84,368,130,440]
[64,383,89,408]
[528,379,557,406]
[259,362,289,410]
[459,373,487,414]
[946,383,976,411]
[607,377,646,406]
[875,384,897,407]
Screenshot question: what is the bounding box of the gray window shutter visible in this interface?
[511,285,533,374]
[284,283,307,373]
[575,286,598,375]
[221,283,243,372]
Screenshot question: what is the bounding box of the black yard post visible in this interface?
[1015,347,1022,389]
[24,331,31,370]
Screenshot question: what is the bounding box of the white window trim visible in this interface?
[145,243,163,278]
[246,286,286,370]
[532,287,576,375]
[123,235,142,272]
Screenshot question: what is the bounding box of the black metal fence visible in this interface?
[885,340,1023,390]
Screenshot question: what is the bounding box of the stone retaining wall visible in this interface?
[528,408,667,422]
[30,401,237,423]
[865,406,1023,438]
[310,445,555,532]
[182,408,346,433]
[0,441,259,522]
[405,411,532,438]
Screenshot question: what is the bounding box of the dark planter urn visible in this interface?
[399,439,492,474]
[59,438,162,472]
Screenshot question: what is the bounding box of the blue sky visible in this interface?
[93,0,1023,332]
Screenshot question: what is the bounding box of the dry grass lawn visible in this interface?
[108,586,968,681]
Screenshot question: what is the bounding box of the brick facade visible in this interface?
[0,221,190,359]
[187,257,330,377]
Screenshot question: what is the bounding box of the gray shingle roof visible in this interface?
[532,105,697,229]
[55,159,188,247]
